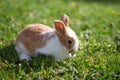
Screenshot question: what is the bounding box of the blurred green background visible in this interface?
[0,0,120,80]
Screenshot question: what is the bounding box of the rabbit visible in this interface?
[15,14,79,61]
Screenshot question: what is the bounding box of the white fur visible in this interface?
[67,28,79,51]
[15,42,31,61]
[15,28,79,61]
[15,30,70,61]
[69,53,76,57]
[35,30,69,61]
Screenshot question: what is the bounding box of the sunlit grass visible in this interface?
[0,0,120,79]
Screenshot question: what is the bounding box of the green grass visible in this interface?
[0,0,120,79]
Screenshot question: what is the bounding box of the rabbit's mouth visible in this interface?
[69,49,76,55]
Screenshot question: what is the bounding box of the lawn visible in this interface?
[0,0,120,80]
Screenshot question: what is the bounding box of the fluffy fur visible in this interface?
[15,14,79,61]
[35,30,69,61]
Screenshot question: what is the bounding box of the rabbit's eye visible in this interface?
[67,40,72,45]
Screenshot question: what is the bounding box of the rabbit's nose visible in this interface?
[70,49,76,54]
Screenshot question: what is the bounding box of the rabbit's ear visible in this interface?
[54,20,65,34]
[60,14,69,26]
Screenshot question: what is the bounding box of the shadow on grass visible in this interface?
[0,43,56,72]
[0,43,18,63]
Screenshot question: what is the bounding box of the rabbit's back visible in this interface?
[15,24,53,54]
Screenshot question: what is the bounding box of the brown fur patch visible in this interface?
[15,24,55,55]
[55,27,75,53]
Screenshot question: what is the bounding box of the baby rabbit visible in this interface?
[15,14,79,61]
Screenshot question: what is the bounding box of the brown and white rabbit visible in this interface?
[15,14,79,61]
